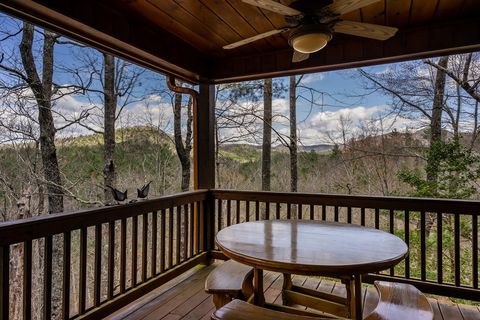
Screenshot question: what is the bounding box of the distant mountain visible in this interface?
[299,144,334,152]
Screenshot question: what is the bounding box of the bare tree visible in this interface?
[103,53,116,201]
[172,90,193,192]
[262,78,272,191]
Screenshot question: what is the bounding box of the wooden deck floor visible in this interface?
[107,262,480,320]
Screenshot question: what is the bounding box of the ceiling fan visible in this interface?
[224,0,398,62]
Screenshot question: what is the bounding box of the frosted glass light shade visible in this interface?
[291,32,330,54]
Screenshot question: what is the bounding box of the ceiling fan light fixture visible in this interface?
[289,25,332,54]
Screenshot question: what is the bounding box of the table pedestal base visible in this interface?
[281,273,364,320]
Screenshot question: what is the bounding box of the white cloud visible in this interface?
[300,73,325,84]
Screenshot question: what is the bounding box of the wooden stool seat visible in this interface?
[205,260,253,309]
[211,299,332,320]
[364,281,433,320]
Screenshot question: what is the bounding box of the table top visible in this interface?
[216,220,408,275]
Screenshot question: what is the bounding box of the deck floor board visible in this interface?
[108,262,480,320]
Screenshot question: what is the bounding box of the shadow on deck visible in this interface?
[107,262,480,320]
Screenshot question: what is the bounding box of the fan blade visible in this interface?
[223,28,289,49]
[242,0,302,16]
[292,50,309,63]
[326,0,381,16]
[334,21,398,40]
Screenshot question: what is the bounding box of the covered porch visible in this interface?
[0,0,479,319]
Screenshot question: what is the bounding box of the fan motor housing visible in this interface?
[290,0,334,14]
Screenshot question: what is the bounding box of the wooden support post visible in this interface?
[0,246,9,320]
[197,82,215,253]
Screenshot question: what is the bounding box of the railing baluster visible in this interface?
[420,211,426,281]
[226,200,231,226]
[437,212,443,284]
[160,209,166,272]
[79,227,87,314]
[176,206,181,264]
[132,215,138,286]
[142,213,148,282]
[196,202,201,254]
[236,200,240,224]
[334,206,339,222]
[473,214,478,289]
[120,219,126,293]
[151,212,157,277]
[245,201,250,222]
[43,235,52,319]
[298,204,302,219]
[322,205,326,221]
[405,210,410,278]
[347,207,352,224]
[266,202,270,220]
[389,209,394,276]
[454,214,460,286]
[183,204,189,260]
[0,246,10,320]
[361,208,366,226]
[94,224,102,306]
[24,240,32,320]
[189,203,194,258]
[168,208,174,268]
[310,204,314,220]
[375,208,380,229]
[108,221,115,299]
[217,199,222,231]
[255,201,260,220]
[276,203,280,219]
[287,203,291,219]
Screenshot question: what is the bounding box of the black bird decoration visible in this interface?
[137,181,152,199]
[106,185,128,202]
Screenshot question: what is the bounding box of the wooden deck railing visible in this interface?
[0,190,209,320]
[211,189,479,301]
[0,188,478,319]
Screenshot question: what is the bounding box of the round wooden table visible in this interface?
[216,220,408,320]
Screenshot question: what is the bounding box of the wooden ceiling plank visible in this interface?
[147,0,249,54]
[356,1,385,26]
[172,0,266,53]
[386,0,412,27]
[122,0,216,55]
[225,0,288,48]
[459,0,480,16]
[435,0,463,20]
[409,0,440,25]
[197,0,275,52]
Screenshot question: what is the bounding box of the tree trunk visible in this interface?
[103,53,116,202]
[427,55,449,187]
[19,23,63,318]
[289,76,298,193]
[262,78,272,192]
[173,93,192,192]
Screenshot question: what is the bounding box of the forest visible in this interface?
[0,12,479,319]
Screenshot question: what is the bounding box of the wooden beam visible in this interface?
[196,83,215,190]
[210,18,480,83]
[0,0,208,84]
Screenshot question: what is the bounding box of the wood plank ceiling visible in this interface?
[125,0,479,58]
[1,0,480,83]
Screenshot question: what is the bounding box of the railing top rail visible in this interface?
[211,189,480,215]
[0,190,208,246]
